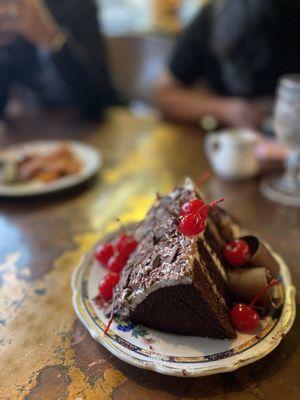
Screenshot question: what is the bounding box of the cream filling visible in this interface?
[196,256,227,308]
[183,232,227,308]
[192,232,227,306]
[207,219,224,246]
[187,240,227,308]
[203,241,227,281]
[231,223,243,239]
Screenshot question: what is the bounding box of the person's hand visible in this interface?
[0,0,62,49]
[18,0,62,49]
[221,98,268,129]
[255,137,289,163]
[0,0,19,47]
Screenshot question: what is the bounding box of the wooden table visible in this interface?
[1,108,299,399]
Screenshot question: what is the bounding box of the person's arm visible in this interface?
[0,71,11,119]
[49,0,119,118]
[155,7,265,128]
[13,0,118,118]
[155,72,265,128]
[0,53,13,118]
[0,1,19,118]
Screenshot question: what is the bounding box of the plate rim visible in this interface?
[72,236,296,377]
[0,140,101,197]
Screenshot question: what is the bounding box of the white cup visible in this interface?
[204,129,260,180]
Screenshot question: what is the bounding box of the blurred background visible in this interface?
[101,0,205,100]
[0,0,206,121]
[99,0,205,107]
[100,0,204,36]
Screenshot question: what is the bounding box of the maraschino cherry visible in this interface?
[95,233,138,271]
[107,252,128,273]
[180,199,205,217]
[99,272,120,301]
[96,232,138,300]
[179,214,206,236]
[94,243,114,266]
[179,198,224,237]
[231,303,259,331]
[231,279,279,332]
[224,239,250,267]
[116,234,138,257]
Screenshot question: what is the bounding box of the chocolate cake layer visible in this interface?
[111,179,236,339]
[131,284,235,338]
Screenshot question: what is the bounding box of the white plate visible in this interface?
[0,140,101,197]
[72,231,296,377]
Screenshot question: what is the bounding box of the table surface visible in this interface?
[0,108,299,400]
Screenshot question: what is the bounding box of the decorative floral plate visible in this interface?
[0,140,101,197]
[72,231,296,377]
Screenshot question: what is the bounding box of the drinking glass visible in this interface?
[261,75,300,206]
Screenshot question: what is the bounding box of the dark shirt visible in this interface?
[169,4,300,98]
[0,0,119,118]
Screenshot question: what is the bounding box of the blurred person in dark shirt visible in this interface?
[155,0,300,129]
[0,0,119,119]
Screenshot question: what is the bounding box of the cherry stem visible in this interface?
[197,170,212,187]
[250,279,279,307]
[104,293,116,335]
[194,198,225,220]
[104,316,113,335]
[209,198,224,208]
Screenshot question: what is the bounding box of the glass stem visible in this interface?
[285,149,300,185]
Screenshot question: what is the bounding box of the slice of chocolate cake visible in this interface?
[111,179,237,339]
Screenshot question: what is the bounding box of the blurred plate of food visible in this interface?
[0,140,101,197]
